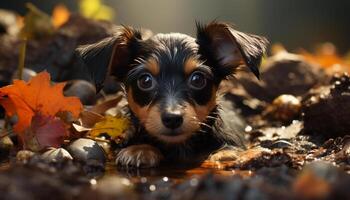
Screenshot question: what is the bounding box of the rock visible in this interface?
[63,80,97,105]
[0,9,19,36]
[41,147,73,162]
[238,52,327,102]
[0,135,13,150]
[293,161,350,200]
[303,73,350,137]
[0,136,13,161]
[12,68,37,82]
[335,136,350,163]
[16,150,36,163]
[95,137,111,155]
[263,94,302,122]
[66,138,106,163]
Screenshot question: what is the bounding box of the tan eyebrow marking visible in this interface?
[184,57,201,75]
[145,57,160,76]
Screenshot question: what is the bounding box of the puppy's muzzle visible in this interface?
[161,111,183,130]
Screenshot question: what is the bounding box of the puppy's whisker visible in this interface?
[197,129,207,134]
[206,115,218,120]
[197,122,212,129]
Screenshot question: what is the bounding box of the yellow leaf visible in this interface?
[90,116,129,139]
[78,0,114,21]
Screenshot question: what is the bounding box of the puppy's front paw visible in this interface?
[208,148,241,162]
[115,144,163,168]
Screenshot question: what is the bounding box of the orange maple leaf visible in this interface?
[0,71,83,134]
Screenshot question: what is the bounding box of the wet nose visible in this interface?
[161,112,183,129]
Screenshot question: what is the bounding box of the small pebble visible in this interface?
[16,150,35,163]
[269,94,301,121]
[64,80,96,105]
[66,138,106,163]
[41,147,73,162]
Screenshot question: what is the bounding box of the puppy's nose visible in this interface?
[161,112,183,129]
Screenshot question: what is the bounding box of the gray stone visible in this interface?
[66,138,106,163]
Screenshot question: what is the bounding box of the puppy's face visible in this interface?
[77,22,268,144]
[125,34,217,143]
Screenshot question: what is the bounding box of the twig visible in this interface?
[17,38,27,80]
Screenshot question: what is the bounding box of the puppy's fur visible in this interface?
[76,22,268,168]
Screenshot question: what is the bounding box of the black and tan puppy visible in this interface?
[76,22,268,167]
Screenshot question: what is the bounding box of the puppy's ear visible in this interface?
[196,21,269,79]
[76,27,142,91]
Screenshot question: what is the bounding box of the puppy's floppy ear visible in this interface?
[196,21,269,79]
[76,26,142,91]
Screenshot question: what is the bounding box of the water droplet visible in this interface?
[90,179,97,185]
[162,177,169,182]
[140,177,147,183]
[121,178,131,186]
[190,178,199,187]
[245,126,252,132]
[149,184,156,191]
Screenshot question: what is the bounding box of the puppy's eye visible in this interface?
[188,71,207,90]
[137,73,155,91]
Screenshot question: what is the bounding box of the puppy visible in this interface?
[76,21,268,168]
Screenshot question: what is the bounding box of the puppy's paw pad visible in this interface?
[116,145,163,168]
[209,149,240,162]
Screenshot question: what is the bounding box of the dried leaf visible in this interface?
[78,0,114,21]
[72,123,92,132]
[90,115,129,139]
[52,4,70,28]
[89,95,123,115]
[79,110,104,128]
[299,43,349,71]
[0,71,83,135]
[25,114,68,151]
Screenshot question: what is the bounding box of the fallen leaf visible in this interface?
[0,71,83,136]
[78,0,114,21]
[52,4,70,28]
[72,123,92,132]
[25,114,68,151]
[89,95,123,115]
[90,115,129,139]
[299,43,350,72]
[79,110,104,128]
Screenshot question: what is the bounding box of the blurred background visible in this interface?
[1,0,350,53]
